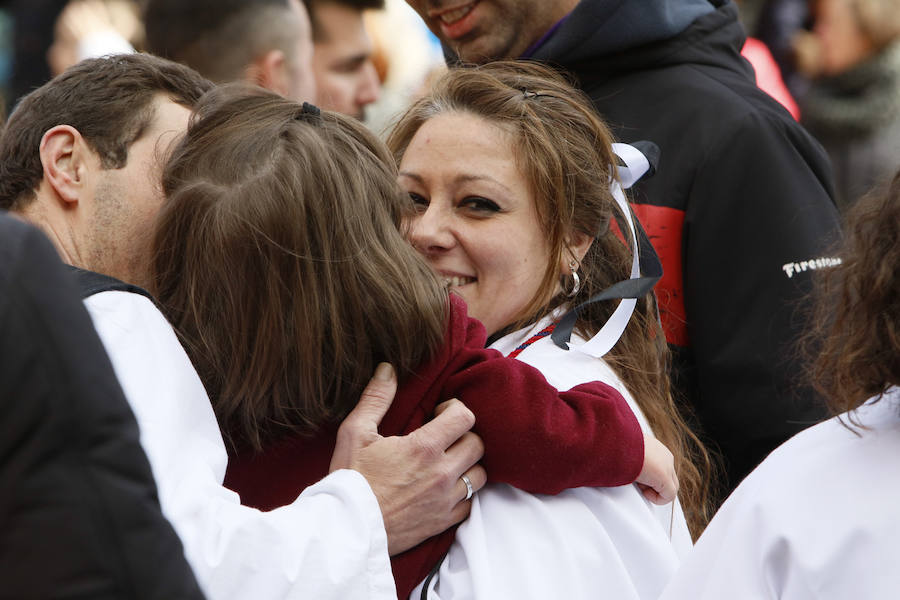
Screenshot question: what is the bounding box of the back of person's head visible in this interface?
[144,0,311,93]
[152,84,447,450]
[388,60,713,534]
[0,53,212,212]
[303,0,384,41]
[806,168,900,416]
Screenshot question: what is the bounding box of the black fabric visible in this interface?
[531,0,841,491]
[0,213,204,599]
[66,264,157,304]
[443,0,714,65]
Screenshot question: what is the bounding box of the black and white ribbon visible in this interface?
[550,142,663,357]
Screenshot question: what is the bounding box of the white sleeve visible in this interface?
[84,291,396,600]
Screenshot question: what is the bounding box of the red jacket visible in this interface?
[225,294,643,598]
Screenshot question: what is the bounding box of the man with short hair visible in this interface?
[0,53,485,600]
[144,0,317,102]
[406,0,842,495]
[303,0,383,119]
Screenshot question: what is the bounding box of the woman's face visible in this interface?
[399,112,554,337]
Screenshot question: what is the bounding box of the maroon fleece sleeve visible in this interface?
[442,296,644,495]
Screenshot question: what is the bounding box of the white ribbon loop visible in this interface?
[574,143,650,359]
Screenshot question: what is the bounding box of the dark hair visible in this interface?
[144,0,304,83]
[387,61,714,535]
[151,85,447,450]
[303,0,385,42]
[804,169,900,419]
[0,53,212,211]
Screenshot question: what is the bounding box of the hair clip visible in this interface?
[296,102,322,123]
[515,86,550,101]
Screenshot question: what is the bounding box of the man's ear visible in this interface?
[560,230,594,273]
[39,125,92,206]
[246,49,289,96]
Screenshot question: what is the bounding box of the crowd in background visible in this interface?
[2,0,898,209]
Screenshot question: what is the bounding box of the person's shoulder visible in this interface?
[672,391,900,598]
[83,288,174,339]
[84,287,162,315]
[729,391,900,510]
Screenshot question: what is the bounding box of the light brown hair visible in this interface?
[804,169,900,419]
[387,61,714,535]
[0,53,212,211]
[151,84,447,450]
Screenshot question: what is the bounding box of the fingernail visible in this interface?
[375,362,394,381]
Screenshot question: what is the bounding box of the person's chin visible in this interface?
[451,34,512,65]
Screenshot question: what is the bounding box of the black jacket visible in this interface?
[533,0,842,489]
[0,214,204,599]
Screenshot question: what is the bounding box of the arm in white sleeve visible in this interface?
[83,291,396,600]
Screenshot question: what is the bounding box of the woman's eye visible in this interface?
[408,192,428,210]
[461,196,500,213]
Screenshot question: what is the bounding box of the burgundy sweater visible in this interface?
[225,295,643,598]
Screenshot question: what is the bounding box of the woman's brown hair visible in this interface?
[387,61,714,535]
[804,169,900,419]
[151,84,447,450]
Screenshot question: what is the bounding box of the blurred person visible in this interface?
[794,0,900,209]
[303,0,382,118]
[0,213,204,599]
[756,0,812,95]
[736,0,801,120]
[660,168,900,599]
[363,0,446,134]
[46,0,142,76]
[0,53,485,600]
[144,0,316,102]
[405,0,842,497]
[5,0,67,105]
[0,8,13,107]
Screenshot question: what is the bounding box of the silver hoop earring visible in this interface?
[568,260,581,297]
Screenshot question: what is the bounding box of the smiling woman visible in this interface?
[388,60,714,599]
